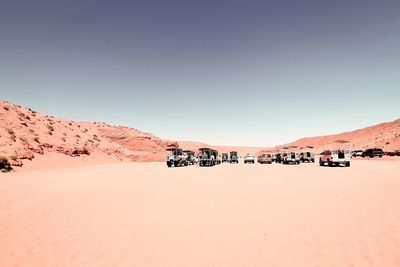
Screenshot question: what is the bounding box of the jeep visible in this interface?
[183,150,196,165]
[244,154,255,164]
[300,151,315,163]
[199,147,216,167]
[222,153,229,163]
[319,149,351,167]
[166,147,188,167]
[282,152,300,164]
[230,151,239,163]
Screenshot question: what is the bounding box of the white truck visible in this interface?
[166,147,188,167]
[244,154,255,164]
[282,152,300,164]
[319,149,351,167]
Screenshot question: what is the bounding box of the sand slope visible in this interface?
[279,119,400,152]
[1,161,400,266]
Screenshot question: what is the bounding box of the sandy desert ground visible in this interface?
[1,160,400,267]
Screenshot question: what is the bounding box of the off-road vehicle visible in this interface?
[300,151,315,163]
[258,153,272,164]
[199,148,216,167]
[244,154,255,164]
[222,153,229,163]
[274,153,282,163]
[282,152,300,164]
[183,150,196,165]
[319,149,351,167]
[212,150,221,165]
[362,148,384,158]
[352,150,363,157]
[229,151,239,163]
[166,147,188,167]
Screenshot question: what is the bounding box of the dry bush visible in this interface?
[47,124,54,132]
[34,137,40,143]
[93,134,100,142]
[0,156,12,172]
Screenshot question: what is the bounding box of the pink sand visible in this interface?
[1,160,400,266]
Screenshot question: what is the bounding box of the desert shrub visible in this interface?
[21,122,28,127]
[3,106,9,111]
[29,129,35,134]
[47,124,54,132]
[19,137,27,143]
[68,122,73,126]
[9,155,17,161]
[48,131,53,135]
[75,134,81,138]
[93,134,100,142]
[63,132,67,136]
[34,137,40,143]
[7,128,14,135]
[0,156,12,172]
[61,137,66,142]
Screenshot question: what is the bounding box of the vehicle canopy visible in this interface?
[199,147,212,155]
[230,151,238,156]
[166,147,183,155]
[182,150,195,155]
[262,153,272,157]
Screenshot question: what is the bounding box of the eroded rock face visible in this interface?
[0,101,179,168]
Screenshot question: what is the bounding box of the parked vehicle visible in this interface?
[183,150,196,165]
[222,153,229,163]
[362,148,384,158]
[244,154,255,164]
[319,149,351,167]
[212,150,221,165]
[166,147,188,167]
[300,151,315,163]
[282,152,300,164]
[352,150,363,157]
[230,151,239,163]
[275,153,282,163]
[258,153,272,164]
[199,148,216,166]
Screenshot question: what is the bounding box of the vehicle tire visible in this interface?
[346,162,351,167]
[319,159,324,166]
[174,161,179,167]
[167,162,172,168]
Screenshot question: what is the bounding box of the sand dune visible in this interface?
[1,161,400,266]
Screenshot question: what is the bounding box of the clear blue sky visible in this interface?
[1,0,399,146]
